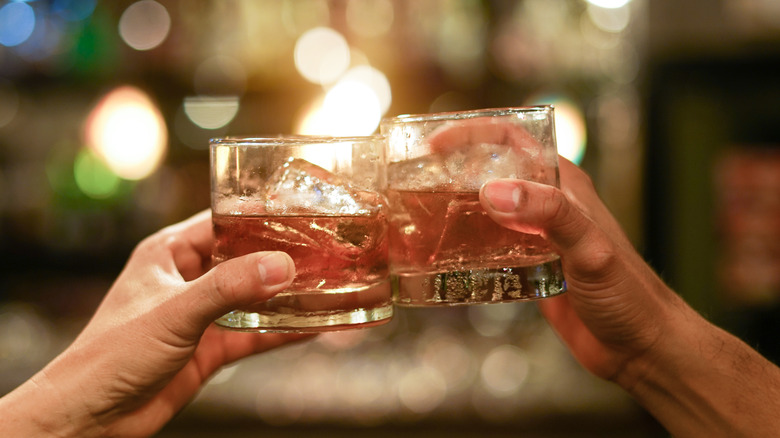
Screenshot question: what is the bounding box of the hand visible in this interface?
[427,116,678,381]
[0,210,307,437]
[481,157,681,381]
[480,157,780,437]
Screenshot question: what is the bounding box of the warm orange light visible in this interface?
[294,27,350,85]
[296,79,382,137]
[84,86,167,180]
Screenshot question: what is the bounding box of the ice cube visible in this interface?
[387,154,450,191]
[265,158,381,215]
[444,143,523,191]
[428,196,485,266]
[422,118,554,188]
[389,143,536,192]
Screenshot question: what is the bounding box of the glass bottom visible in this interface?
[215,279,394,332]
[392,258,566,306]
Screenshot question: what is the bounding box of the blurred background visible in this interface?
[1,0,779,436]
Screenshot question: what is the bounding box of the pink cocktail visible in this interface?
[210,136,392,331]
[381,107,566,305]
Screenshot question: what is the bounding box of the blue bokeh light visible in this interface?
[0,1,36,47]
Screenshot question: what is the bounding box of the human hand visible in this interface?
[0,210,308,437]
[424,113,780,437]
[426,115,675,380]
[480,157,682,381]
[481,158,780,437]
[423,114,690,383]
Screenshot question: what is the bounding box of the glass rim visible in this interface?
[381,105,554,125]
[210,134,385,147]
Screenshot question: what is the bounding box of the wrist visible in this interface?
[0,359,103,437]
[619,303,780,437]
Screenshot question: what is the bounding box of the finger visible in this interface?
[536,294,619,379]
[479,178,617,280]
[178,251,296,331]
[557,158,632,249]
[159,210,213,255]
[134,210,214,282]
[537,293,590,345]
[198,327,314,371]
[427,120,537,152]
[148,329,315,417]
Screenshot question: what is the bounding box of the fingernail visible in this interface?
[483,180,521,212]
[257,252,294,286]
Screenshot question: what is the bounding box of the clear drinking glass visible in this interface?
[380,106,567,306]
[210,136,393,331]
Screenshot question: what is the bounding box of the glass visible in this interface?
[380,106,566,306]
[210,136,393,331]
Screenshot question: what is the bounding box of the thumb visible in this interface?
[184,251,296,329]
[479,179,616,281]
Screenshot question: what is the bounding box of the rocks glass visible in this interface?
[210,136,392,331]
[380,106,566,306]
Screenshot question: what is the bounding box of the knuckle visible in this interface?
[541,187,570,224]
[569,236,624,283]
[205,262,236,307]
[584,247,620,275]
[161,233,185,253]
[130,233,160,258]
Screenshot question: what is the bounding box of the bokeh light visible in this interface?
[418,328,477,393]
[294,27,351,85]
[84,86,168,180]
[587,2,632,33]
[480,345,530,397]
[467,303,521,337]
[0,1,36,47]
[173,104,228,150]
[296,79,382,136]
[398,366,447,414]
[335,356,390,419]
[340,65,392,114]
[73,148,121,199]
[530,95,587,165]
[585,0,633,8]
[118,0,171,51]
[183,96,240,130]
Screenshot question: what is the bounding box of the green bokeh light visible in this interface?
[73,148,121,199]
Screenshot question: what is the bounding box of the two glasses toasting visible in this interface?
[210,105,566,333]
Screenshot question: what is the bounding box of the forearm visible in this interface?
[0,353,105,438]
[620,307,780,437]
[0,377,80,437]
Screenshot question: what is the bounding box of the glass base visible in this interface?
[215,279,394,332]
[392,258,566,306]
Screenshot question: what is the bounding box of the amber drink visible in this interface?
[381,106,566,306]
[210,136,392,331]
